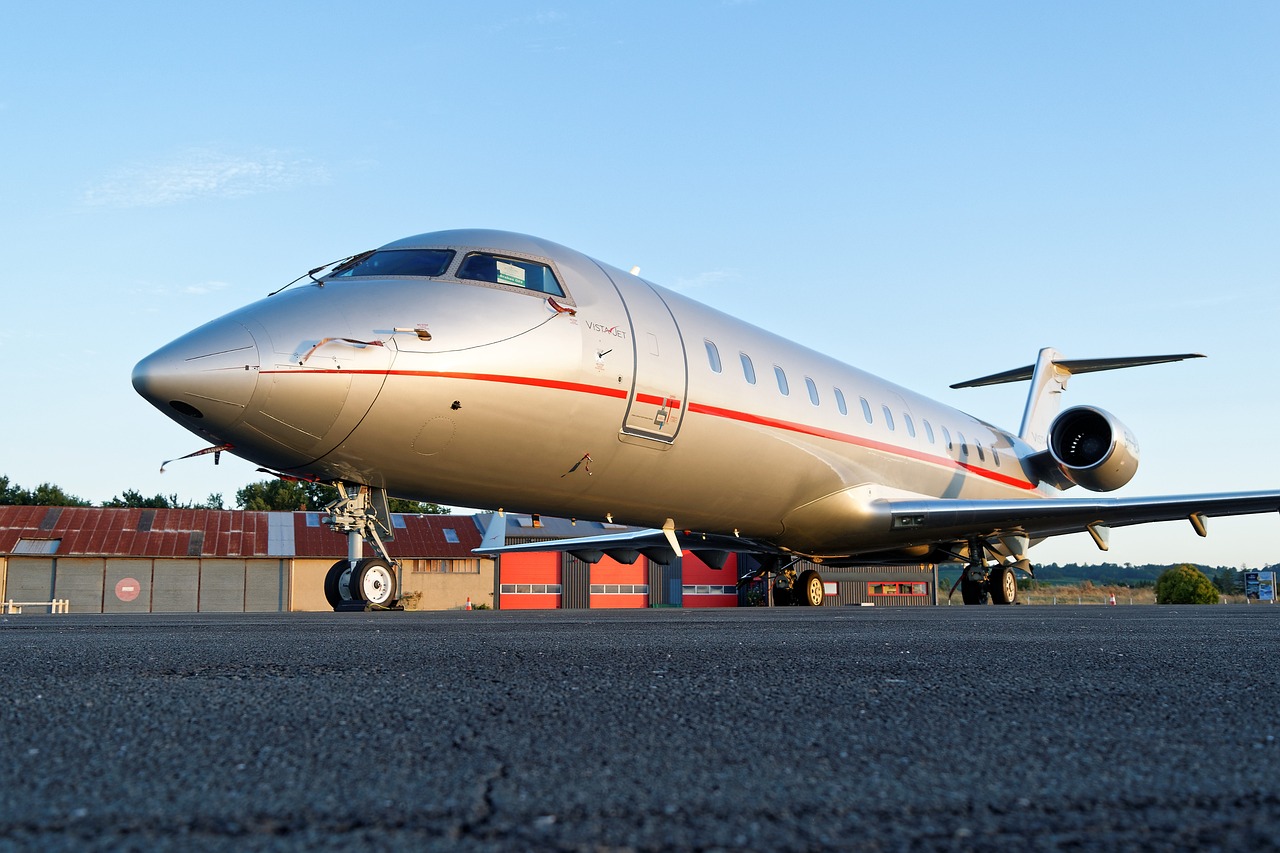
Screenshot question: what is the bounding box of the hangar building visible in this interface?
[0,507,937,612]
[0,505,491,613]
[478,513,938,609]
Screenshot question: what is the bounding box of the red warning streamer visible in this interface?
[160,443,233,473]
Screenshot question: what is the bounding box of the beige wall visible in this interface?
[400,560,496,610]
[290,559,334,611]
[0,555,495,613]
[290,558,496,611]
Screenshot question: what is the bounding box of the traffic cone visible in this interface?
[465,597,472,610]
[1109,593,1117,606]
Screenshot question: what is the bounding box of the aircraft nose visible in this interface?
[132,318,261,434]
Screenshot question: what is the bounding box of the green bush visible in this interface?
[1155,564,1220,604]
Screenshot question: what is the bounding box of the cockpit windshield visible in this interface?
[457,252,565,296]
[330,249,455,278]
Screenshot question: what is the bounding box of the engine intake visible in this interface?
[1047,406,1139,492]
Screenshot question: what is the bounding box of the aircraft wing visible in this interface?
[871,489,1280,554]
[475,491,1280,564]
[474,522,782,565]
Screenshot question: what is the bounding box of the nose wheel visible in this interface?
[322,483,403,611]
[352,558,398,606]
[324,558,401,610]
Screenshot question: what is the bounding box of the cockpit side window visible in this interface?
[331,249,455,278]
[457,252,565,296]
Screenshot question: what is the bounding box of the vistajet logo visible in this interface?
[586,321,627,339]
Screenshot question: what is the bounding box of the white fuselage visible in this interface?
[134,229,1046,560]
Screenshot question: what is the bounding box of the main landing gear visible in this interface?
[745,558,826,607]
[321,484,402,611]
[952,539,1030,606]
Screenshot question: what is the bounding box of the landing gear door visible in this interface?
[615,278,688,444]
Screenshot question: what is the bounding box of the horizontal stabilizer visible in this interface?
[950,353,1204,389]
[952,349,1205,450]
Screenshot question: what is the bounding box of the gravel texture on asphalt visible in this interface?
[1,606,1278,851]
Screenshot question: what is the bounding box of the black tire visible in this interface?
[773,586,795,606]
[324,560,353,610]
[348,558,398,607]
[989,564,1017,605]
[797,570,825,606]
[960,577,986,605]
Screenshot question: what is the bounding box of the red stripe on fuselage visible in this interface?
[635,393,682,408]
[686,402,1035,491]
[260,368,630,400]
[259,368,1032,490]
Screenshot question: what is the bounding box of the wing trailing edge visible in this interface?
[473,490,1280,567]
[871,489,1280,556]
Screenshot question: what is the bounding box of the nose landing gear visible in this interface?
[322,484,403,611]
[324,557,400,610]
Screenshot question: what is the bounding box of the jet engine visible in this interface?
[1047,405,1139,492]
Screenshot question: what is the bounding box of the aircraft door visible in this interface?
[613,276,688,443]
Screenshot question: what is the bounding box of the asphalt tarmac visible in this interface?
[1,606,1278,851]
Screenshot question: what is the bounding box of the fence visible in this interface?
[4,599,71,614]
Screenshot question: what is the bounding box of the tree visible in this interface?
[101,490,225,510]
[235,479,327,511]
[1155,564,1220,605]
[389,497,450,515]
[0,476,92,507]
[1212,568,1242,596]
[234,479,449,514]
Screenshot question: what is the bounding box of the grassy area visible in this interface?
[1014,583,1247,605]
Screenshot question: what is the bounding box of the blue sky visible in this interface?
[2,1,1277,567]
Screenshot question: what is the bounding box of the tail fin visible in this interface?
[951,348,1204,451]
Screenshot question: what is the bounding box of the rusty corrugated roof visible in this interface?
[290,511,481,558]
[0,506,481,559]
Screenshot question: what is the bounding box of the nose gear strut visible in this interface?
[322,483,402,611]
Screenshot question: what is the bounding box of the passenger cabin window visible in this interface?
[860,397,873,424]
[834,387,848,416]
[740,353,756,385]
[942,426,953,451]
[457,252,565,296]
[903,413,916,438]
[882,405,895,431]
[331,249,455,278]
[805,377,820,407]
[705,340,722,373]
[957,431,969,457]
[774,366,790,396]
[923,420,935,444]
[992,446,1001,466]
[975,442,985,462]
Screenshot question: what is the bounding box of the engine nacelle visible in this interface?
[1047,405,1139,492]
